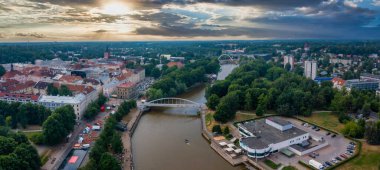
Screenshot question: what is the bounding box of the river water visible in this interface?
[132,64,241,170]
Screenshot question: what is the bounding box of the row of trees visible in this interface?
[47,84,73,96]
[147,58,220,100]
[342,119,380,145]
[0,101,51,128]
[80,100,137,170]
[206,59,380,123]
[30,105,76,145]
[83,93,107,120]
[0,127,40,170]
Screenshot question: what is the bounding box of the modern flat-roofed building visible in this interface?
[283,55,294,70]
[38,94,86,120]
[238,117,309,158]
[345,79,379,90]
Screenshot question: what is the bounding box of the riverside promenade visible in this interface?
[121,108,144,170]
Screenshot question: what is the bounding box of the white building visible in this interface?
[238,117,309,158]
[283,55,295,70]
[38,94,87,120]
[304,60,317,80]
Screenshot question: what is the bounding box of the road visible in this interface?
[42,98,120,170]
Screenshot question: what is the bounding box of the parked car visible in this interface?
[309,154,316,158]
[350,142,356,145]
[340,154,348,159]
[331,134,337,138]
[312,126,317,129]
[312,152,319,156]
[326,161,333,166]
[336,157,342,161]
[326,132,331,136]
[315,128,320,131]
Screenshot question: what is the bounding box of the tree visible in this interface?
[365,121,380,145]
[99,153,121,170]
[206,94,220,110]
[0,136,16,155]
[223,126,230,135]
[342,121,365,138]
[47,84,59,96]
[214,92,239,123]
[111,133,123,154]
[42,115,67,145]
[0,65,5,77]
[256,103,265,116]
[13,143,41,170]
[151,67,161,79]
[58,85,73,96]
[212,125,222,134]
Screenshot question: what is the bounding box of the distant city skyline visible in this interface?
[1,0,380,41]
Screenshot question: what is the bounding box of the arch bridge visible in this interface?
[139,98,202,108]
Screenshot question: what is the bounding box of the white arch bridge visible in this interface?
[139,98,203,108]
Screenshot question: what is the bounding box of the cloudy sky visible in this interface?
[0,0,380,41]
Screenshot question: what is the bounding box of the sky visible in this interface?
[0,0,380,41]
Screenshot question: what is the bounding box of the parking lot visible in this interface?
[257,118,355,169]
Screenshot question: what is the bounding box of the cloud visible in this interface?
[373,0,380,6]
[15,33,46,38]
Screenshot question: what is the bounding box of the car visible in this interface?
[331,134,337,138]
[331,158,338,163]
[326,161,333,166]
[326,132,331,136]
[312,126,317,129]
[323,162,330,167]
[336,157,342,161]
[309,154,316,158]
[313,152,319,156]
[302,122,306,126]
[349,141,356,145]
[315,128,320,131]
[340,154,348,159]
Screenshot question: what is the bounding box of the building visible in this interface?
[33,81,50,95]
[38,94,87,120]
[283,55,295,70]
[167,61,184,68]
[332,77,346,90]
[360,73,380,82]
[329,58,352,66]
[345,79,379,91]
[0,92,40,104]
[104,46,110,59]
[238,117,309,158]
[304,60,317,80]
[116,82,137,99]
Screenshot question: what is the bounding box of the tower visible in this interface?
[304,60,317,80]
[104,46,110,59]
[283,55,294,70]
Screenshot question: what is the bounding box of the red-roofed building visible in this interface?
[116,82,137,99]
[0,92,40,104]
[167,61,184,68]
[59,75,83,84]
[7,81,36,94]
[332,77,346,90]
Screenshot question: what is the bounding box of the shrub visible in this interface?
[30,133,45,145]
[264,159,281,169]
[212,125,222,134]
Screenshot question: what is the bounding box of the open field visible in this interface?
[299,111,345,132]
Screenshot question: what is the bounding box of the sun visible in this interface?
[101,2,129,15]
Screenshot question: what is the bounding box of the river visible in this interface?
[132,64,241,170]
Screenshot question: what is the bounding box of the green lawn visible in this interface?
[282,166,297,170]
[23,131,42,140]
[299,112,344,132]
[264,159,281,169]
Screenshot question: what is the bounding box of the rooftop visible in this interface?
[118,82,135,88]
[239,118,308,149]
[39,93,86,104]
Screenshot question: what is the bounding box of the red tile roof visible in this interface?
[7,81,36,92]
[332,77,346,86]
[117,82,135,88]
[167,62,184,68]
[59,75,83,83]
[0,92,40,101]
